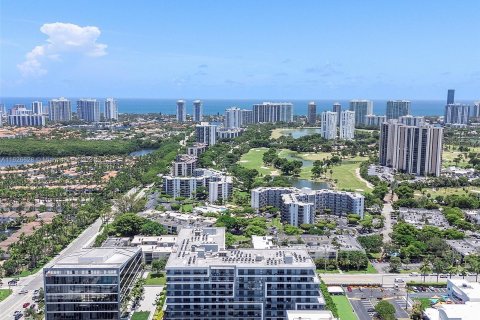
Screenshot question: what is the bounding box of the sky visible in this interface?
[1,0,479,99]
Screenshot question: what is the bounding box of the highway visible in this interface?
[0,218,103,319]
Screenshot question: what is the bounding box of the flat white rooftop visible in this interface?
[287,310,335,320]
[49,247,140,269]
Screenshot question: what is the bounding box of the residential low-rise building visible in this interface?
[251,187,364,226]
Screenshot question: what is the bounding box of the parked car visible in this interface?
[13,311,22,319]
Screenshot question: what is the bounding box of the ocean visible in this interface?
[0,97,474,116]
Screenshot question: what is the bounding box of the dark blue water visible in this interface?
[1,97,473,116]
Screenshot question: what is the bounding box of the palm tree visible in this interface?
[420,262,432,283]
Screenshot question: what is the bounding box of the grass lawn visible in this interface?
[277,149,331,180]
[317,269,341,274]
[145,272,166,285]
[0,289,12,302]
[330,156,371,191]
[342,262,378,274]
[16,265,44,277]
[414,186,478,198]
[238,147,278,175]
[332,295,357,320]
[131,311,150,320]
[442,145,480,168]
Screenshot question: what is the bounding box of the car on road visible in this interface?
[440,274,448,278]
[22,303,30,308]
[410,272,419,276]
[347,286,352,292]
[18,289,28,295]
[8,280,18,286]
[394,278,405,283]
[13,311,22,319]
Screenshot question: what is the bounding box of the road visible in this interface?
[0,218,103,319]
[381,200,393,242]
[320,273,479,286]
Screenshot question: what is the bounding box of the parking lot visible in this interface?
[345,287,410,320]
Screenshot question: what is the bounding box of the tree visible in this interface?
[411,301,423,320]
[466,254,480,282]
[389,256,402,273]
[358,235,383,254]
[420,262,432,283]
[432,258,448,282]
[151,258,167,274]
[140,220,166,236]
[375,300,396,320]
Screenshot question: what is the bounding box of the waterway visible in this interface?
[129,149,157,157]
[290,178,330,190]
[0,157,52,168]
[277,127,321,139]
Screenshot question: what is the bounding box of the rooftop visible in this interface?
[48,247,140,269]
[166,227,315,269]
[286,310,336,320]
[449,279,480,301]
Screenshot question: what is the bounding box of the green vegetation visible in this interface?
[374,300,396,320]
[0,289,12,302]
[239,147,277,175]
[131,312,150,320]
[330,156,371,190]
[314,251,370,272]
[320,281,339,318]
[414,298,434,310]
[145,272,166,285]
[331,296,355,320]
[0,138,160,157]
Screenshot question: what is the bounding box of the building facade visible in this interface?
[320,111,337,140]
[164,227,325,320]
[172,154,197,177]
[8,105,46,126]
[176,100,186,122]
[349,100,373,126]
[379,121,443,176]
[307,101,317,125]
[193,100,203,122]
[444,103,470,125]
[32,101,43,114]
[364,114,386,128]
[399,115,425,126]
[187,143,208,157]
[253,102,293,123]
[162,168,233,203]
[195,122,217,146]
[224,107,253,128]
[251,187,365,226]
[77,99,101,123]
[43,247,142,320]
[447,89,455,105]
[104,98,118,121]
[217,128,243,140]
[49,97,72,122]
[339,110,355,140]
[386,100,411,120]
[332,102,342,126]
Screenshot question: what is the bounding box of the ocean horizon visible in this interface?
[0,97,476,117]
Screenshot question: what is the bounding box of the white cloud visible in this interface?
[18,22,107,77]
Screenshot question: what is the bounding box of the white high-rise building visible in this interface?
[386,100,411,120]
[349,100,373,126]
[379,121,443,177]
[31,101,43,114]
[193,100,203,122]
[49,97,72,122]
[253,102,293,123]
[365,114,386,128]
[176,99,186,122]
[104,98,118,121]
[224,107,253,128]
[399,115,425,126]
[77,99,100,123]
[339,110,355,140]
[195,122,217,146]
[320,111,337,140]
[444,104,470,125]
[8,106,46,127]
[472,102,480,118]
[307,101,317,125]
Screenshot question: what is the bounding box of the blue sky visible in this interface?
[1,0,479,99]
